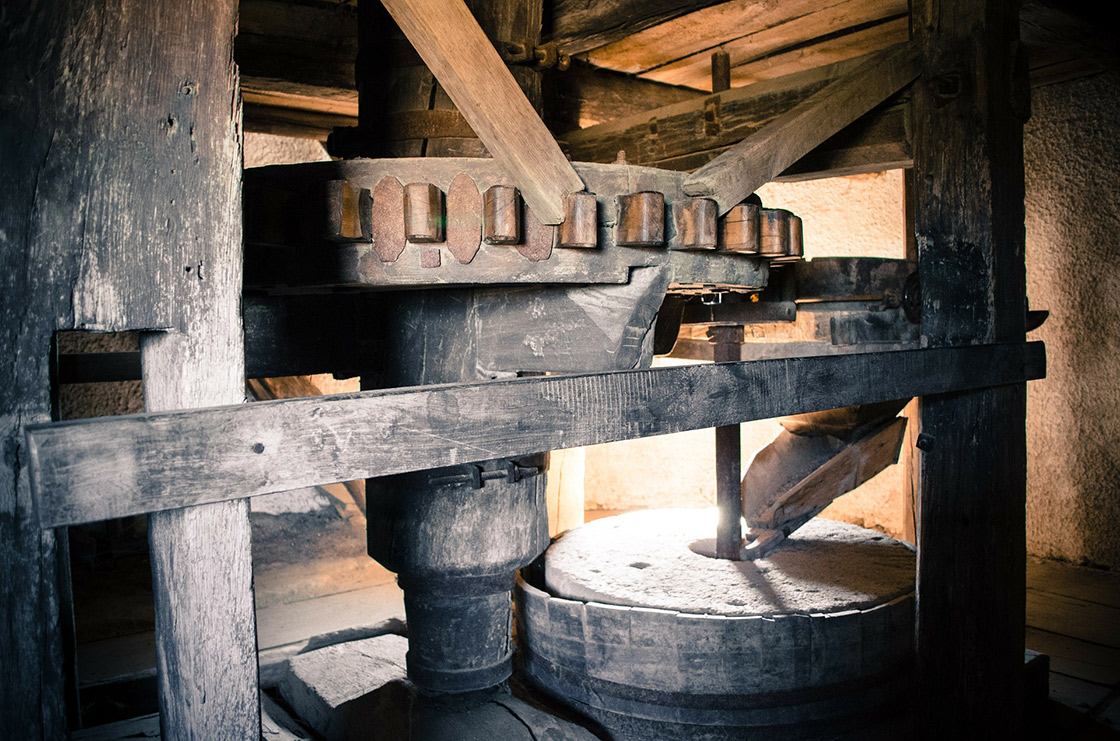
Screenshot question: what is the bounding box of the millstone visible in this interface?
[515,510,916,740]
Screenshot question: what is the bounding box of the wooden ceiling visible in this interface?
[239,0,1116,145]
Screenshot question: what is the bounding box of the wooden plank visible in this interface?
[27,342,1043,528]
[1025,627,1120,687]
[566,56,863,164]
[640,1,908,90]
[911,0,1029,734]
[546,0,727,56]
[683,42,919,214]
[1026,590,1120,650]
[380,0,583,223]
[1027,558,1120,611]
[584,0,859,76]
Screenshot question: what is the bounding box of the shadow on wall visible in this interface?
[1024,71,1120,571]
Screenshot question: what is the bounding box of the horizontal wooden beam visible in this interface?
[545,0,728,56]
[28,342,1043,528]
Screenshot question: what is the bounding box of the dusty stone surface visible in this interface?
[278,634,410,741]
[545,509,914,616]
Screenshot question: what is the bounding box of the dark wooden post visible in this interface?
[911,0,1028,735]
[1,0,256,736]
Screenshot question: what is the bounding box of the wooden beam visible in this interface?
[380,0,583,223]
[911,0,1029,734]
[543,60,697,131]
[683,42,919,213]
[27,342,1044,528]
[632,0,908,90]
[545,0,727,56]
[563,54,911,177]
[3,0,256,735]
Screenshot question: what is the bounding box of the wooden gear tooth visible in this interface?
[483,185,522,245]
[558,192,598,248]
[616,191,665,247]
[674,197,718,250]
[318,179,363,241]
[720,201,760,253]
[446,173,482,264]
[772,214,805,264]
[519,203,556,262]
[369,176,407,263]
[404,182,445,243]
[759,208,791,258]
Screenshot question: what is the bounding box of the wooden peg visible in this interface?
[720,202,759,253]
[483,185,521,245]
[616,191,665,247]
[759,208,791,257]
[558,192,597,248]
[674,198,718,250]
[404,183,445,243]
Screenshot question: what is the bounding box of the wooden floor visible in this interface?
[1025,556,1120,734]
[71,508,1120,737]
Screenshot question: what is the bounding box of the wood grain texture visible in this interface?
[911,0,1029,735]
[546,0,727,56]
[2,0,246,735]
[133,0,259,735]
[28,343,1043,528]
[642,6,908,90]
[381,0,583,223]
[683,42,920,214]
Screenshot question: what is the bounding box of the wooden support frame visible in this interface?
[2,0,258,736]
[380,0,584,223]
[28,343,1043,528]
[911,0,1030,735]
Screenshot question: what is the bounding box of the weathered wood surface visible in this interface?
[28,343,1043,528]
[623,0,907,90]
[243,159,769,290]
[564,55,910,177]
[1,0,251,735]
[544,61,697,131]
[911,0,1029,735]
[545,0,726,56]
[132,0,261,732]
[380,0,583,223]
[683,43,920,214]
[746,417,906,529]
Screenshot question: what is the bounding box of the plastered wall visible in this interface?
[1023,71,1120,570]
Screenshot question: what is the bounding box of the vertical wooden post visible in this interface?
[2,0,257,735]
[911,0,1027,735]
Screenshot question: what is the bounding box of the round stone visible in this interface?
[545,509,914,617]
